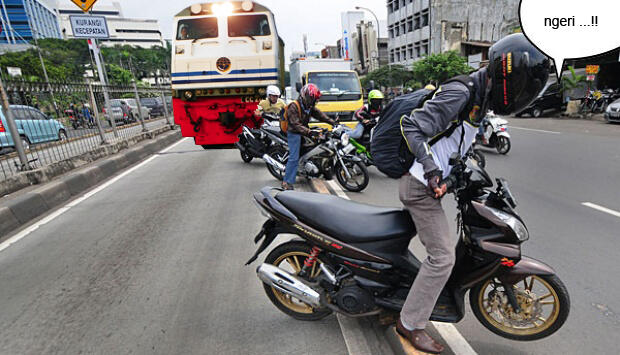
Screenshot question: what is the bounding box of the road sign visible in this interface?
[71,0,98,13]
[586,75,596,81]
[6,67,22,77]
[585,65,600,75]
[69,15,109,38]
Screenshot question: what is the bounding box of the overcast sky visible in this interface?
[83,0,387,64]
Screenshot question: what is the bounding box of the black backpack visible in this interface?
[371,75,476,179]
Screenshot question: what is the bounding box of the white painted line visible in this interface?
[510,126,561,134]
[431,322,478,355]
[0,137,189,253]
[325,179,478,355]
[582,202,620,218]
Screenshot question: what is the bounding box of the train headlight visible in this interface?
[212,2,234,16]
[183,90,194,100]
[263,40,273,50]
[241,1,254,11]
[190,4,202,15]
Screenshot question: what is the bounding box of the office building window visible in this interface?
[406,16,413,32]
[421,10,429,27]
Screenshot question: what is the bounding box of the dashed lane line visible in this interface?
[323,179,478,355]
[582,202,620,218]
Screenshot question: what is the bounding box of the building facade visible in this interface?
[0,0,61,44]
[352,21,388,74]
[387,0,519,67]
[56,0,165,48]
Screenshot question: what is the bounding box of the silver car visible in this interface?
[604,98,620,123]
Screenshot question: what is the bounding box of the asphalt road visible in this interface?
[1,117,618,354]
[0,139,346,354]
[343,117,620,354]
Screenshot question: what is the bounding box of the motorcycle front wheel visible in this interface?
[266,145,287,181]
[263,241,332,321]
[496,136,511,155]
[469,274,570,341]
[240,149,253,163]
[335,158,369,192]
[472,149,486,168]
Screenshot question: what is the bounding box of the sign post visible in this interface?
[70,13,117,138]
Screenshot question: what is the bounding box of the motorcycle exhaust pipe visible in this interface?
[234,142,247,152]
[262,154,286,171]
[256,263,321,308]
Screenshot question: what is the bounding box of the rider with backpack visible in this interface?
[370,34,549,353]
[281,83,336,190]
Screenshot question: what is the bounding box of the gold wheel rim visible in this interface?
[271,251,323,314]
[478,276,561,336]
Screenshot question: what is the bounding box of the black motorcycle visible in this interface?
[247,153,569,341]
[235,113,287,163]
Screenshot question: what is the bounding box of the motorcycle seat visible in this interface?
[275,191,415,243]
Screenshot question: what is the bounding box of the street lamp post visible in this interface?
[355,6,382,70]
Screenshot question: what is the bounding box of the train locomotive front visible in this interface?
[172,1,285,146]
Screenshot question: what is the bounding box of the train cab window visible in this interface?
[228,14,270,37]
[176,17,218,40]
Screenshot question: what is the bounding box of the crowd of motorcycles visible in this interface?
[580,88,620,114]
[235,111,512,192]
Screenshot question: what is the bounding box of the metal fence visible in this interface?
[0,77,172,181]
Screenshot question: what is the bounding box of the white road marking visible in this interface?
[324,180,478,355]
[510,126,561,134]
[582,202,620,218]
[0,138,189,253]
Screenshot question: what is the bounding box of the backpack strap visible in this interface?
[427,75,477,146]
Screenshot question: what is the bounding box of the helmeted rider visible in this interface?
[282,83,336,190]
[350,89,384,140]
[256,85,286,121]
[396,33,549,354]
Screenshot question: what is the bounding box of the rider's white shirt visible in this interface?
[409,122,478,185]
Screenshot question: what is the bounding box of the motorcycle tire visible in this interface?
[496,136,511,155]
[472,149,486,168]
[262,241,333,321]
[240,150,253,163]
[469,274,570,341]
[266,145,287,181]
[335,159,369,192]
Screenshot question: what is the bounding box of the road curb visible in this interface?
[0,130,182,238]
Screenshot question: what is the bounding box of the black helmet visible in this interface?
[488,33,550,115]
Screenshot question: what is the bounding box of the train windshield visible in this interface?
[176,17,218,40]
[308,72,362,101]
[228,14,271,37]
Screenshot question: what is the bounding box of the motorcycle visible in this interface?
[247,153,570,341]
[476,113,511,155]
[263,126,370,192]
[344,118,376,167]
[235,113,287,163]
[466,142,486,168]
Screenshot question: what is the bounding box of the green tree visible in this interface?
[411,51,472,86]
[106,64,133,85]
[361,65,414,89]
[561,66,586,95]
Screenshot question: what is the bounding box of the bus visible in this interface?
[172,1,285,146]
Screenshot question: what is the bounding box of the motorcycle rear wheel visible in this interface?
[469,274,570,341]
[263,241,332,321]
[240,150,253,163]
[335,159,369,192]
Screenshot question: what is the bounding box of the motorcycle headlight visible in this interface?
[487,207,529,241]
[341,133,349,147]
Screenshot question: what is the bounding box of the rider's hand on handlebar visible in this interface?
[424,170,447,199]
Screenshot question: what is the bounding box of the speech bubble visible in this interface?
[519,0,620,79]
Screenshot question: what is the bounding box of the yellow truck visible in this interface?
[289,58,363,129]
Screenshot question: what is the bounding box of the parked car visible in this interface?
[120,98,151,120]
[140,97,165,117]
[516,82,565,118]
[604,98,620,123]
[103,100,131,127]
[0,105,67,154]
